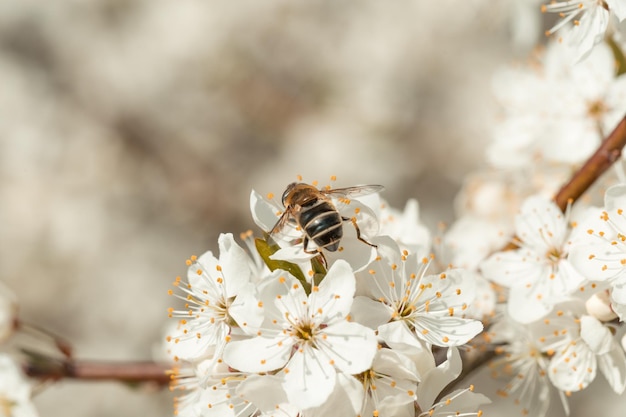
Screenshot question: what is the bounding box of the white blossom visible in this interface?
[488,40,626,168]
[222,260,377,410]
[0,354,38,417]
[354,242,483,348]
[540,304,626,394]
[416,348,490,417]
[379,198,431,257]
[480,196,585,323]
[486,315,568,417]
[166,233,261,362]
[569,184,626,319]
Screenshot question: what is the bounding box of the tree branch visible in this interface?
[501,116,626,251]
[24,358,172,386]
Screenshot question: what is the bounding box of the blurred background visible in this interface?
[3,0,621,416]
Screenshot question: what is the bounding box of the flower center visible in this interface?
[215,296,237,327]
[545,247,563,264]
[293,321,317,344]
[587,99,607,120]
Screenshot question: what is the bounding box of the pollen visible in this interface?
[267,192,274,199]
[257,301,263,308]
[442,336,450,343]
[279,276,286,283]
[196,269,203,275]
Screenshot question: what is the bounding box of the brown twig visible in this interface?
[24,359,172,386]
[501,116,626,251]
[553,116,626,211]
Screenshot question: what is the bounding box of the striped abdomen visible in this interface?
[297,199,343,252]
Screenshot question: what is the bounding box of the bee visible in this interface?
[270,182,384,254]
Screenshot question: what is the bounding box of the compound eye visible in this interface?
[282,183,296,205]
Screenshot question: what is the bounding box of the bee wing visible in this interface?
[269,209,293,236]
[268,209,304,247]
[321,185,384,199]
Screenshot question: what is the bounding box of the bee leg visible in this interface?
[302,237,328,267]
[302,236,320,255]
[343,216,378,248]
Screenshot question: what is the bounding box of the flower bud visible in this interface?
[585,290,618,322]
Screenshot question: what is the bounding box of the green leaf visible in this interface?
[310,255,327,287]
[255,238,311,293]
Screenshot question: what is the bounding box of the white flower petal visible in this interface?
[310,260,355,325]
[416,347,462,411]
[549,342,597,392]
[223,335,292,373]
[414,315,483,347]
[604,184,626,234]
[350,296,393,329]
[507,288,553,324]
[217,233,255,298]
[377,321,435,377]
[281,345,337,409]
[597,339,626,394]
[480,250,546,288]
[236,374,288,414]
[607,0,626,20]
[250,189,283,232]
[270,245,316,263]
[515,197,567,250]
[304,373,362,417]
[580,315,613,355]
[321,321,377,374]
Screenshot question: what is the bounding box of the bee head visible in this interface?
[281,182,297,206]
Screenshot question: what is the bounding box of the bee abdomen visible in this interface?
[299,200,343,252]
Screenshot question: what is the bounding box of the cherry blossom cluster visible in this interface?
[542,0,626,62]
[166,187,490,417]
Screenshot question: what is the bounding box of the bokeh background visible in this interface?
[2,1,624,416]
